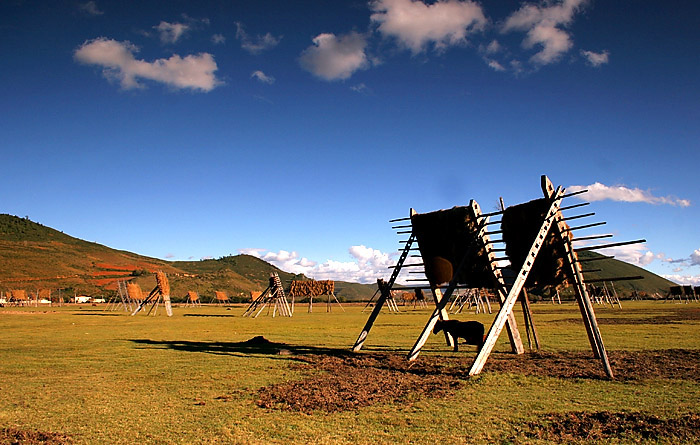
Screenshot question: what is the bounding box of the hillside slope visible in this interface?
[0,214,675,301]
[0,214,375,301]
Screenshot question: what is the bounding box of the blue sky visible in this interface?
[1,0,698,286]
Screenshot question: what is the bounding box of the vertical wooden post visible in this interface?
[520,289,540,350]
[541,175,613,378]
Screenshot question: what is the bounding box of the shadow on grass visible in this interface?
[129,336,355,359]
[182,314,236,318]
[73,312,124,316]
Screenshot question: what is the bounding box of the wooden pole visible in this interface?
[542,175,613,378]
[352,225,416,352]
[472,200,524,355]
[469,181,564,376]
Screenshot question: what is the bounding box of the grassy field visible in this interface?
[1,301,699,444]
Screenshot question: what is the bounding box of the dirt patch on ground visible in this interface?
[257,353,460,413]
[0,427,72,444]
[0,310,58,315]
[518,411,700,443]
[556,307,700,325]
[256,349,700,413]
[485,349,700,381]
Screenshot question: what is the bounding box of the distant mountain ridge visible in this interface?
[0,214,374,301]
[0,214,674,301]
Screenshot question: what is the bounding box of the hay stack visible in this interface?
[187,291,199,302]
[289,280,335,297]
[215,291,229,302]
[250,291,262,302]
[411,206,492,287]
[126,283,143,301]
[501,198,575,288]
[38,289,51,300]
[11,290,27,301]
[155,271,170,296]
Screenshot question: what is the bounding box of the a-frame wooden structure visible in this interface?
[354,175,641,379]
[106,280,133,312]
[184,291,201,307]
[131,271,173,317]
[353,201,526,356]
[242,272,292,318]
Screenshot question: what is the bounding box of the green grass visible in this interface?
[1,301,698,444]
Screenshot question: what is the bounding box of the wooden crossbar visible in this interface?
[352,226,416,351]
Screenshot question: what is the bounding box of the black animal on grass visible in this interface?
[433,320,485,352]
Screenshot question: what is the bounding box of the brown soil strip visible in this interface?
[0,427,72,444]
[555,307,700,325]
[518,411,700,443]
[484,349,700,381]
[0,311,58,315]
[256,354,460,413]
[256,349,700,413]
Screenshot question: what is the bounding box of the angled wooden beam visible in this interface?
[472,200,524,355]
[542,176,613,378]
[352,218,417,352]
[469,182,564,376]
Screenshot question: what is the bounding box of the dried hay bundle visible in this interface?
[215,291,229,301]
[289,280,335,297]
[126,283,143,301]
[501,198,574,288]
[187,291,199,301]
[669,285,683,295]
[11,290,27,300]
[38,289,51,300]
[411,206,492,287]
[155,271,170,296]
[250,291,262,301]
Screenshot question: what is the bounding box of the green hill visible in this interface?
[0,214,375,302]
[0,214,676,302]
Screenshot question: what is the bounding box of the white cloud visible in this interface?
[239,248,267,257]
[239,245,397,284]
[485,40,501,54]
[661,274,700,286]
[567,182,691,207]
[235,23,281,54]
[691,249,700,266]
[74,38,220,92]
[581,49,609,66]
[154,21,191,44]
[79,1,103,16]
[370,0,486,53]
[351,83,369,93]
[573,241,663,267]
[486,59,506,71]
[299,32,369,81]
[212,33,226,45]
[251,70,275,84]
[165,253,175,259]
[502,0,587,65]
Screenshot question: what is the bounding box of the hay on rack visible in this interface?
[288,280,335,297]
[126,283,143,301]
[10,290,27,301]
[501,198,574,288]
[155,271,170,296]
[186,291,199,302]
[38,289,51,300]
[669,286,683,295]
[250,291,262,302]
[411,206,493,287]
[215,291,229,302]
